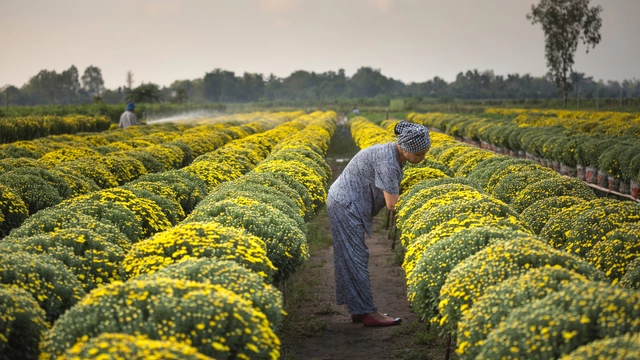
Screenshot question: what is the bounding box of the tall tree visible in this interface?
[59,65,81,104]
[125,83,164,103]
[527,0,603,107]
[126,71,135,90]
[81,65,105,98]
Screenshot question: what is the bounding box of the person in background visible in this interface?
[327,120,431,327]
[352,107,361,116]
[119,103,142,129]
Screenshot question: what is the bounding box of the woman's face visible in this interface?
[404,149,428,164]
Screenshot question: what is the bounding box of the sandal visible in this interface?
[362,314,402,327]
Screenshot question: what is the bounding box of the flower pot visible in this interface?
[619,181,630,195]
[525,152,534,160]
[495,146,504,154]
[608,176,620,192]
[454,136,464,142]
[597,170,609,188]
[462,136,471,144]
[585,166,598,184]
[518,150,526,159]
[551,160,560,172]
[471,140,481,147]
[631,180,639,199]
[509,150,517,157]
[560,163,576,177]
[480,141,489,149]
[576,165,586,181]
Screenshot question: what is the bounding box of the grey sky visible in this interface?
[1,0,638,89]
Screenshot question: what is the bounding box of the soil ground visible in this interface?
[279,119,452,360]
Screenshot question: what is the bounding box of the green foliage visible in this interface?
[8,209,129,249]
[585,223,640,284]
[489,169,559,204]
[40,278,280,360]
[0,172,62,214]
[477,282,639,359]
[0,287,50,360]
[56,333,212,360]
[140,258,284,327]
[0,184,29,238]
[0,251,85,322]
[465,157,526,190]
[619,257,640,290]
[561,332,640,360]
[240,172,313,221]
[521,196,585,234]
[135,169,208,215]
[187,198,308,284]
[2,227,127,291]
[457,266,590,360]
[512,177,596,214]
[439,238,606,331]
[123,222,276,280]
[407,227,533,322]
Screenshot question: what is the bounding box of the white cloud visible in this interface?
[259,0,299,14]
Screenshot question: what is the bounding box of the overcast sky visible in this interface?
[1,0,638,89]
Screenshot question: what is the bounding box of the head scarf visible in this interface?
[394,120,431,153]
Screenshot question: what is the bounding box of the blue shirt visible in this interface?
[328,142,403,235]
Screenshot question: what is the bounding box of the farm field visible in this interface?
[1,108,640,359]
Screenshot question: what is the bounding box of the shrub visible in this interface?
[407,227,533,322]
[0,287,50,360]
[50,168,99,197]
[135,169,207,215]
[485,163,553,194]
[75,188,172,238]
[564,201,640,257]
[619,257,640,290]
[521,196,585,234]
[2,227,126,290]
[90,154,147,185]
[59,159,119,189]
[400,196,520,248]
[125,187,185,226]
[121,150,165,173]
[457,266,590,360]
[560,332,640,360]
[400,167,450,193]
[585,223,640,285]
[141,258,284,327]
[396,183,484,233]
[0,172,62,214]
[206,182,305,230]
[40,278,280,360]
[8,210,129,249]
[512,177,596,214]
[489,169,559,204]
[539,200,606,249]
[0,184,29,238]
[465,157,527,190]
[184,160,243,191]
[187,198,307,284]
[56,333,212,360]
[453,151,497,177]
[123,222,276,280]
[439,238,607,331]
[37,147,101,166]
[477,282,640,359]
[56,198,143,243]
[241,172,313,221]
[0,251,85,322]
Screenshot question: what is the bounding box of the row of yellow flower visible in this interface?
[408,111,640,197]
[485,107,640,123]
[351,116,640,360]
[0,112,298,238]
[0,115,113,144]
[0,111,331,359]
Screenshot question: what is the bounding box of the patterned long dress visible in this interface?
[327,142,403,315]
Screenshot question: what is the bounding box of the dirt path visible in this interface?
[280,121,449,360]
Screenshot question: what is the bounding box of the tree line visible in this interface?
[1,65,639,106]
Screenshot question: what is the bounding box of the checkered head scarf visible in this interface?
[394,120,431,153]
